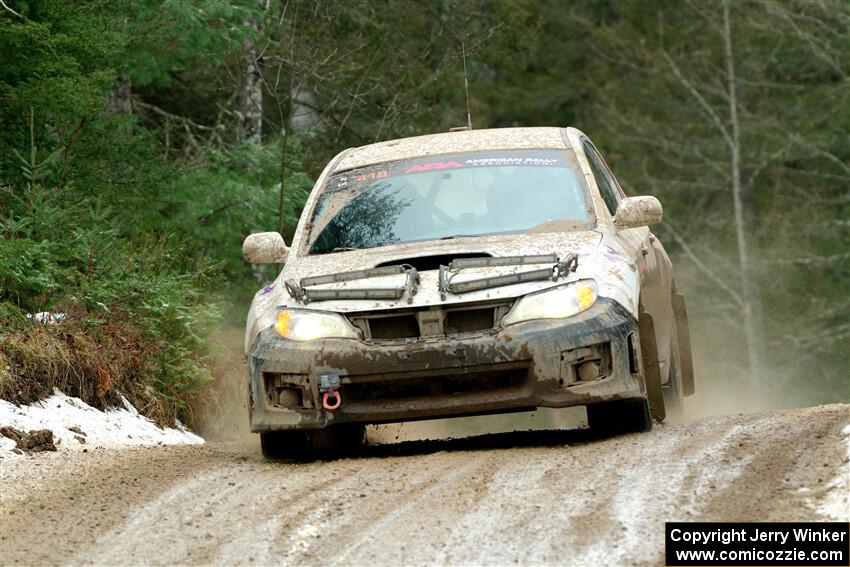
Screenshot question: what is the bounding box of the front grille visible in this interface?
[350,301,513,341]
[344,365,528,402]
[368,314,420,339]
[445,307,496,334]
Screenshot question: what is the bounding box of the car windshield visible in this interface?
[307,149,592,254]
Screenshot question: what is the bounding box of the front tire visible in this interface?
[587,398,652,436]
[260,424,366,461]
[309,424,366,452]
[260,430,311,460]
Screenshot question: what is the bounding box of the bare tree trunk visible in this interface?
[278,125,289,236]
[106,14,132,134]
[278,0,299,239]
[106,74,132,115]
[290,86,318,131]
[106,73,133,137]
[722,0,760,384]
[240,29,263,144]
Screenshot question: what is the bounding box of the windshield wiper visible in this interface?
[286,264,420,304]
[438,253,578,299]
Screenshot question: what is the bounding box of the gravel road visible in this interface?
[1,403,847,566]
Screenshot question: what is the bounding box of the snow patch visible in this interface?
[0,389,203,458]
[25,311,66,324]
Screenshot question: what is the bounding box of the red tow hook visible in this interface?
[322,390,342,411]
[320,372,342,412]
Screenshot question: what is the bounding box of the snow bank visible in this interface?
[25,311,66,324]
[0,389,203,458]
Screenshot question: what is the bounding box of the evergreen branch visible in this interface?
[132,100,216,132]
[197,199,248,224]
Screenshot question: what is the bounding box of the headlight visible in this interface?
[275,308,360,341]
[501,280,597,326]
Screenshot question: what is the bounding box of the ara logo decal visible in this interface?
[354,170,389,182]
[404,161,464,174]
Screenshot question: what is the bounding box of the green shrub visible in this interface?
[1,189,214,423]
[0,121,314,418]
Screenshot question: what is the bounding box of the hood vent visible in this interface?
[375,252,491,273]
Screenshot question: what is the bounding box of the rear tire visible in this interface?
[587,398,652,436]
[663,328,686,418]
[638,309,666,423]
[672,291,695,396]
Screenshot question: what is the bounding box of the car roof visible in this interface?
[333,126,571,172]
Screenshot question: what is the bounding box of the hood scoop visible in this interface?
[375,252,491,272]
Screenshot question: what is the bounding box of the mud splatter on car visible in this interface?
[241,126,695,459]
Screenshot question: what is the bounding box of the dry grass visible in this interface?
[0,307,175,427]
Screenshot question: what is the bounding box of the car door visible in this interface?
[580,138,675,379]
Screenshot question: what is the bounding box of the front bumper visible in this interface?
[248,298,644,431]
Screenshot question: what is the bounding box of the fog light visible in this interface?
[277,387,301,408]
[577,360,601,382]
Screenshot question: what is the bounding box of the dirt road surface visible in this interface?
[1,404,848,566]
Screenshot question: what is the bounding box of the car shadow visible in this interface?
[299,426,625,462]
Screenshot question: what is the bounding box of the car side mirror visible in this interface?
[243,232,289,264]
[613,196,663,229]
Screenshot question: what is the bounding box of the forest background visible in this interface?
[1,0,847,426]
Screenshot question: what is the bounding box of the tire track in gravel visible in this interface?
[695,406,849,522]
[0,444,226,566]
[76,457,360,565]
[1,404,847,566]
[251,452,475,565]
[323,455,485,566]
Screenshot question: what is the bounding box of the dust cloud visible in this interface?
[196,292,845,444]
[669,315,814,424]
[194,324,253,443]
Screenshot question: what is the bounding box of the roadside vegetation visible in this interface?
[0,2,311,424]
[1,0,847,425]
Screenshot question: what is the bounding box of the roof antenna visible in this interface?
[449,42,473,132]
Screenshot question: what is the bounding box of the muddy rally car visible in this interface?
[243,127,695,458]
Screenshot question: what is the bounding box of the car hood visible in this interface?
[246,230,641,352]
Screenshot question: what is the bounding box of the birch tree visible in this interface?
[572,0,849,395]
[239,10,264,144]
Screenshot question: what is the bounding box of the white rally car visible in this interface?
[243,127,695,459]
